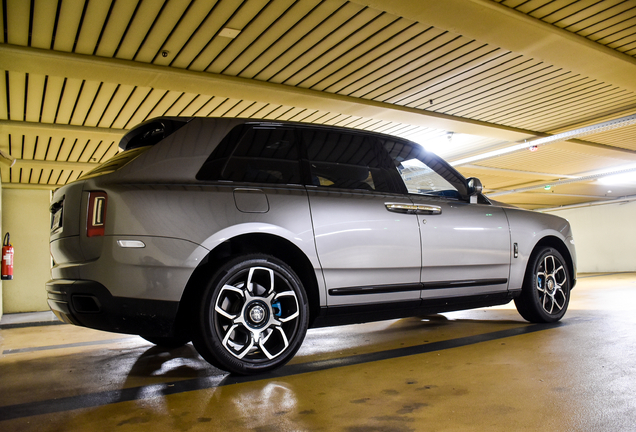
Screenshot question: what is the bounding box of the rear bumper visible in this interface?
[46,279,180,337]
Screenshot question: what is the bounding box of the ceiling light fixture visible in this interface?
[218,28,241,39]
[451,113,636,167]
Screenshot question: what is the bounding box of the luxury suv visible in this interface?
[47,117,576,375]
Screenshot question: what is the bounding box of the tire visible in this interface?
[192,254,309,375]
[141,335,190,349]
[514,247,571,323]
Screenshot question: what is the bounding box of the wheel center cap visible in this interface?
[249,305,266,324]
[547,278,555,292]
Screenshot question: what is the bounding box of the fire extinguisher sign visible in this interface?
[2,232,14,280]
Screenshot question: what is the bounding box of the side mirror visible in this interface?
[467,177,483,203]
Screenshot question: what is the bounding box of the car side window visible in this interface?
[300,129,405,193]
[197,125,301,184]
[383,139,467,199]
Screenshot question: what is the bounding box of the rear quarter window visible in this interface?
[197,125,302,185]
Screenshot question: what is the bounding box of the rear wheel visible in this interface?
[515,247,571,323]
[192,255,309,375]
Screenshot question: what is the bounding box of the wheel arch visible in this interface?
[528,236,576,289]
[175,233,321,335]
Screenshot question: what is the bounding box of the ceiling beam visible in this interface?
[0,44,536,142]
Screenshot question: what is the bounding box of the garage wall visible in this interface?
[1,189,51,313]
[550,201,636,273]
[0,180,2,319]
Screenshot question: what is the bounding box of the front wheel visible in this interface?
[515,247,571,323]
[192,255,309,375]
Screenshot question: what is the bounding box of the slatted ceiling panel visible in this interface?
[0,1,4,43]
[108,87,150,129]
[433,65,562,118]
[578,9,636,40]
[31,0,57,49]
[583,123,636,149]
[99,142,118,162]
[244,1,346,80]
[80,82,115,126]
[70,81,99,126]
[39,77,63,124]
[98,0,144,59]
[423,58,549,113]
[529,96,636,132]
[132,0,193,64]
[310,22,415,92]
[317,25,432,94]
[54,0,85,53]
[191,0,269,73]
[200,96,233,117]
[280,10,396,88]
[494,0,636,58]
[208,0,299,75]
[252,1,361,82]
[33,136,48,160]
[474,74,594,123]
[5,0,29,45]
[25,74,46,123]
[421,56,550,110]
[74,0,112,55]
[478,83,621,129]
[374,41,500,105]
[513,90,636,131]
[7,71,25,121]
[0,72,6,120]
[458,70,592,120]
[389,49,507,108]
[94,84,134,128]
[21,134,36,160]
[206,97,242,117]
[156,91,195,117]
[487,81,617,126]
[224,0,322,77]
[55,78,84,125]
[151,0,217,68]
[345,31,463,99]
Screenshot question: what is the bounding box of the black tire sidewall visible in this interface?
[518,247,570,323]
[194,254,309,375]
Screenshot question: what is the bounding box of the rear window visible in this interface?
[79,146,151,180]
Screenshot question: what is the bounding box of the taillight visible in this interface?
[87,192,108,237]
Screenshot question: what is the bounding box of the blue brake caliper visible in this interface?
[271,300,282,317]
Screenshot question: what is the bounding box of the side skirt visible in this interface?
[310,292,514,328]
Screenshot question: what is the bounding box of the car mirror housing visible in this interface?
[467,177,483,203]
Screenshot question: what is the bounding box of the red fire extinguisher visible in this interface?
[2,232,14,280]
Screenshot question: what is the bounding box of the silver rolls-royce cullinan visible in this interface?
[47,117,576,375]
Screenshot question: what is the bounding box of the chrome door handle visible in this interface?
[385,203,418,214]
[416,204,442,215]
[385,203,442,215]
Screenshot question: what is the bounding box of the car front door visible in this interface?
[384,140,511,301]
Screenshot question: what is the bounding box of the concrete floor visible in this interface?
[1,273,635,431]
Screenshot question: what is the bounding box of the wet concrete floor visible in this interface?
[1,272,635,431]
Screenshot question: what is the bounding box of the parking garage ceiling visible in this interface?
[1,0,636,210]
